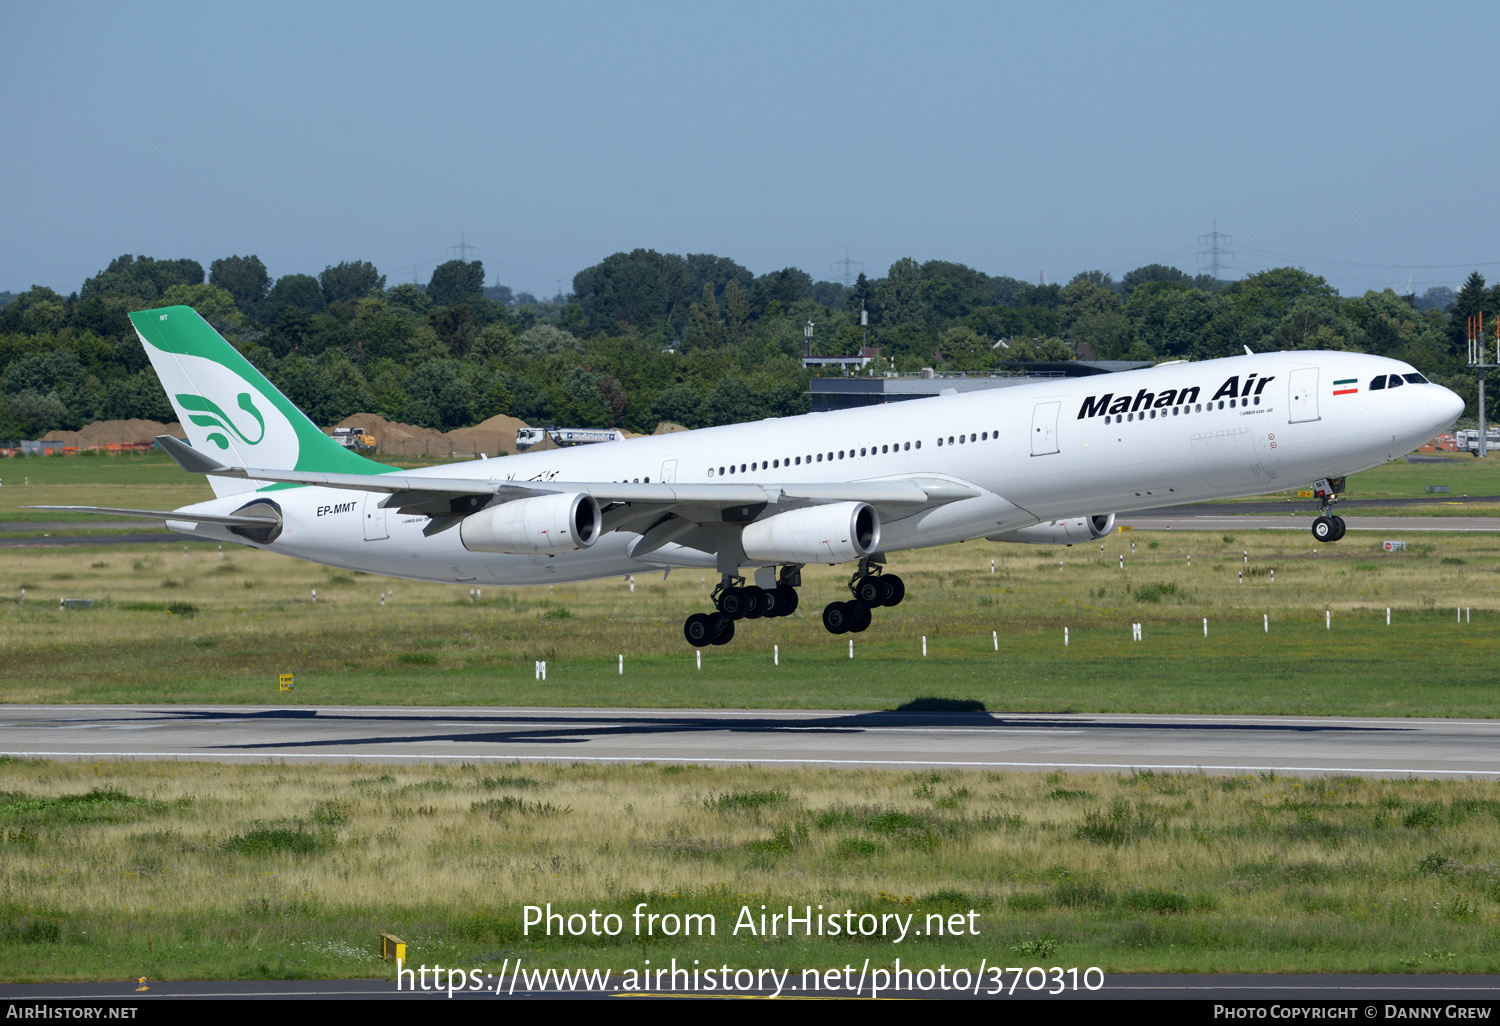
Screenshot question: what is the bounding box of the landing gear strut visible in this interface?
[682,567,802,647]
[822,558,904,635]
[1310,477,1347,542]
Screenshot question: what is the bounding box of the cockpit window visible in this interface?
[1369,376,1385,391]
[1387,374,1404,389]
[1403,373,1428,384]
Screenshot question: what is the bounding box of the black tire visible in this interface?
[1330,515,1346,542]
[683,612,716,648]
[855,577,883,606]
[1311,516,1334,542]
[776,585,799,616]
[849,604,872,633]
[743,586,766,620]
[711,616,735,646]
[822,601,851,634]
[717,587,748,620]
[882,574,906,606]
[758,586,780,619]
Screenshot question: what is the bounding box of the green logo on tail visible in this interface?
[178,392,266,450]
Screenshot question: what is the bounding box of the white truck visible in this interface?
[514,426,627,452]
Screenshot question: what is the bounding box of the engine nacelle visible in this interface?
[459,492,601,554]
[986,513,1115,546]
[741,502,881,564]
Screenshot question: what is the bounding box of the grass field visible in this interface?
[1,525,1498,716]
[3,758,1499,981]
[5,458,1500,982]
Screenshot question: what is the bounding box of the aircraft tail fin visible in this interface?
[128,306,392,497]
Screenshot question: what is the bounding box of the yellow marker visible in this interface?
[380,934,406,963]
[135,977,149,992]
[278,673,294,693]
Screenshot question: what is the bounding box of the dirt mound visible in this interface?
[332,412,531,458]
[444,414,530,457]
[47,419,185,447]
[652,421,688,435]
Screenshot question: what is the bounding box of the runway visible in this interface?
[1122,513,1500,532]
[4,705,1500,778]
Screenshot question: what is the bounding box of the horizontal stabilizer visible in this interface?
[155,434,234,475]
[24,505,279,527]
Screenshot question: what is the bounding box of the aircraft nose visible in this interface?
[1432,386,1465,429]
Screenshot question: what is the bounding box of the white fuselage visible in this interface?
[167,351,1463,585]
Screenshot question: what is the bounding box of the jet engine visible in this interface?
[986,513,1115,546]
[459,492,601,554]
[740,501,881,564]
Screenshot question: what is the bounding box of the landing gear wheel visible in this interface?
[684,612,717,648]
[849,604,872,633]
[757,586,781,619]
[881,574,905,606]
[711,616,735,646]
[854,577,883,607]
[1330,515,1346,542]
[717,587,750,620]
[742,586,766,620]
[775,585,799,616]
[822,601,854,634]
[1312,516,1335,542]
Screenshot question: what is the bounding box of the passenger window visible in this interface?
[794,456,801,465]
[937,438,944,446]
[838,451,845,460]
[1388,375,1403,389]
[860,448,867,457]
[915,441,921,449]
[970,433,976,442]
[718,467,725,476]
[816,453,823,462]
[740,464,746,472]
[958,434,965,444]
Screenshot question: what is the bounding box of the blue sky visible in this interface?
[4,0,1497,298]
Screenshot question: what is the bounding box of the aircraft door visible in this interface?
[1031,401,1061,456]
[362,492,389,541]
[1288,367,1320,423]
[660,458,678,483]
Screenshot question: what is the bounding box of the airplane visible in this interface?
[34,306,1465,648]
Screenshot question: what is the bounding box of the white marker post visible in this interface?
[1270,570,1275,584]
[1203,618,1208,637]
[1263,614,1269,633]
[1187,554,1191,567]
[1326,610,1331,630]
[774,645,779,666]
[1064,627,1069,647]
[1132,623,1142,641]
[990,559,995,574]
[993,630,999,651]
[849,639,854,659]
[696,650,701,671]
[922,636,928,657]
[311,589,316,604]
[1119,555,1124,570]
[1387,608,1391,626]
[618,654,624,675]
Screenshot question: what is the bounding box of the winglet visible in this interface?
[156,435,235,476]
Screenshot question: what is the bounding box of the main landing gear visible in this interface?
[1309,477,1347,543]
[682,567,802,648]
[821,561,905,636]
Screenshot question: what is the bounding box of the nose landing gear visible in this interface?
[1310,477,1347,542]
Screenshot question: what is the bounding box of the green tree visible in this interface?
[82,255,204,301]
[264,274,326,323]
[319,261,386,306]
[724,278,750,344]
[209,255,271,319]
[427,260,485,308]
[684,282,724,349]
[160,283,241,325]
[882,257,922,325]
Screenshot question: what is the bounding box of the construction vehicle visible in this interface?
[331,426,378,453]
